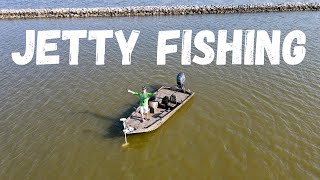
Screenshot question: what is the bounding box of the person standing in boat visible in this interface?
[128,86,156,121]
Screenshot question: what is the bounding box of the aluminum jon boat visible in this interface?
[121,73,194,135]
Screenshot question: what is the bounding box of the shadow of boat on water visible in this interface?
[102,104,139,139]
[77,103,138,139]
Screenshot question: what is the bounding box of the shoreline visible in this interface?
[0,2,319,19]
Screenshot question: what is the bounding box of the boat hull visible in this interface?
[123,86,194,134]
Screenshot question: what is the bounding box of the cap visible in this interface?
[142,86,147,90]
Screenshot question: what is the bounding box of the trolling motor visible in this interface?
[176,72,186,92]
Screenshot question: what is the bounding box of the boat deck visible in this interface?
[124,87,193,134]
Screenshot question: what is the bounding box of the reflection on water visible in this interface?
[0,12,319,179]
[1,0,320,9]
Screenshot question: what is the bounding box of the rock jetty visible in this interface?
[0,2,319,19]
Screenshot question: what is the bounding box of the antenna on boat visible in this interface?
[120,118,129,147]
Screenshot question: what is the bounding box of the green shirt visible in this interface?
[130,91,155,107]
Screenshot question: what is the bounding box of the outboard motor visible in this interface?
[176,72,186,92]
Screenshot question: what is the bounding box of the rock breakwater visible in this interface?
[0,2,319,19]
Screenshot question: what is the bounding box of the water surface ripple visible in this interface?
[0,12,319,179]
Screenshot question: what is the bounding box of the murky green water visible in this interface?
[0,12,319,179]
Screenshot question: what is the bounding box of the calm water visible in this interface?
[0,0,320,9]
[0,12,319,179]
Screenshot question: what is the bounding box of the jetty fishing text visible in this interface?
[12,30,306,65]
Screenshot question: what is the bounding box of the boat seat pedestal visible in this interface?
[149,101,158,113]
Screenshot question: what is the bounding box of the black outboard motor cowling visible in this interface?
[176,72,186,91]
